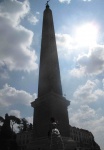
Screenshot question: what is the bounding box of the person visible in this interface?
[48,117,58,137]
[49,117,64,150]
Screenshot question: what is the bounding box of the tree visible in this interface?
[0,114,21,150]
[18,118,29,132]
[0,114,21,133]
[0,116,4,123]
[0,114,11,138]
[9,116,21,132]
[29,123,33,130]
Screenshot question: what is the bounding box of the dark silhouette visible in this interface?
[46,0,50,6]
[18,118,31,132]
[0,113,21,150]
[49,117,64,150]
[29,123,33,130]
[9,115,21,132]
[48,117,57,138]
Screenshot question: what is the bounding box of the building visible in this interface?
[70,125,100,150]
[16,125,100,150]
[16,130,33,150]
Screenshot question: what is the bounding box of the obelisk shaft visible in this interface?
[38,5,62,97]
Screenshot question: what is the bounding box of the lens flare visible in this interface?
[74,23,98,47]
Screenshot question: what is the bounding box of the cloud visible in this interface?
[72,80,104,105]
[58,0,92,4]
[70,45,104,77]
[0,0,30,25]
[82,0,92,1]
[36,12,40,15]
[103,79,104,89]
[0,67,9,79]
[58,0,71,4]
[56,33,74,49]
[70,105,96,127]
[28,14,39,25]
[0,0,38,72]
[8,110,33,123]
[73,80,98,104]
[56,33,88,60]
[0,84,35,107]
[26,116,33,124]
[56,33,76,58]
[70,67,85,78]
[9,109,21,118]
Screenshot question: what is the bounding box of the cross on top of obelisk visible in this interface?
[46,0,50,8]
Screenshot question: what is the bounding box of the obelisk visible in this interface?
[31,1,70,139]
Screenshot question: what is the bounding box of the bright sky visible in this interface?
[0,0,104,149]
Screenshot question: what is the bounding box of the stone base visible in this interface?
[27,136,77,150]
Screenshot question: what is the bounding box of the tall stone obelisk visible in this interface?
[30,3,76,150]
[38,4,62,98]
[27,2,78,150]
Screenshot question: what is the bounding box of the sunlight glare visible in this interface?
[74,23,98,47]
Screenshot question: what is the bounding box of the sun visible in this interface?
[74,23,98,47]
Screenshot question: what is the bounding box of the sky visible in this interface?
[0,0,104,149]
